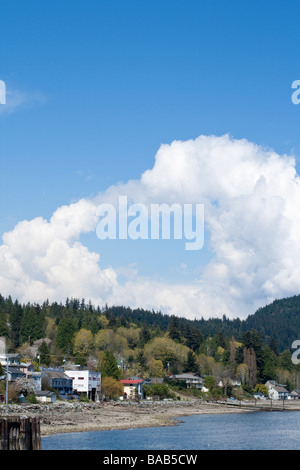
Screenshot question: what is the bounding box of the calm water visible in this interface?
[42,411,300,450]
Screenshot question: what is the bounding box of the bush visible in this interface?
[26,393,38,404]
[79,394,90,402]
[144,383,175,400]
[101,376,123,400]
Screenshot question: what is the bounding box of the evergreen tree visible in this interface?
[168,315,181,342]
[9,300,23,347]
[38,340,51,367]
[184,350,198,373]
[102,351,121,380]
[0,307,9,338]
[184,325,203,351]
[56,317,76,354]
[139,324,151,347]
[19,304,36,345]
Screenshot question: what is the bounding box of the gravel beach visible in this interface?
[0,400,300,436]
[3,399,300,437]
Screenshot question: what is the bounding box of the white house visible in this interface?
[266,380,290,400]
[35,390,56,403]
[65,370,101,401]
[0,353,22,367]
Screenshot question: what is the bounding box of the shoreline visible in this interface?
[2,399,300,438]
[40,401,252,437]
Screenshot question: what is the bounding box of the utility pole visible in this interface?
[5,356,9,415]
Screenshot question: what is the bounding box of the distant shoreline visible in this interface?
[3,399,300,437]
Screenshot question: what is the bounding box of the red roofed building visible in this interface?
[120,378,144,400]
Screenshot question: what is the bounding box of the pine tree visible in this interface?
[56,317,76,354]
[184,350,198,373]
[9,300,23,347]
[38,341,51,367]
[168,315,181,342]
[139,324,151,347]
[102,351,121,380]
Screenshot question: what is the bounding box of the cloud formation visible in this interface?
[1,134,300,319]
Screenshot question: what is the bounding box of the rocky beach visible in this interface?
[2,399,300,437]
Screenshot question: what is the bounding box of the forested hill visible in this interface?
[241,295,300,352]
[110,295,300,352]
[0,293,300,353]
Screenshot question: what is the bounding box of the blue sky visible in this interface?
[1,1,300,319]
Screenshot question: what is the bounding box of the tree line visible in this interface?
[1,293,300,397]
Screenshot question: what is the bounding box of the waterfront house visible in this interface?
[120,378,144,400]
[65,370,101,401]
[290,389,300,399]
[35,390,56,403]
[42,370,73,395]
[7,366,25,382]
[168,373,205,390]
[253,391,266,400]
[265,380,290,400]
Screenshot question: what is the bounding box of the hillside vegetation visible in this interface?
[1,293,300,396]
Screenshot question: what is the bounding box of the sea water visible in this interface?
[42,411,300,450]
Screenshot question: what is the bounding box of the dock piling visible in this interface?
[0,416,41,450]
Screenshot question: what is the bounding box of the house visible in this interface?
[19,362,42,391]
[65,370,101,401]
[144,377,164,385]
[169,373,205,390]
[265,380,290,400]
[121,378,144,400]
[7,366,25,382]
[253,391,266,400]
[19,362,35,375]
[42,370,73,395]
[0,353,22,367]
[290,389,300,400]
[230,378,242,387]
[35,390,56,403]
[29,371,42,391]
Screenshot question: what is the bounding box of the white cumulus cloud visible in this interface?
[1,134,300,319]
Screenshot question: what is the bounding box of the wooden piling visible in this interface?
[0,416,41,450]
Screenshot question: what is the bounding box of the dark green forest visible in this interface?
[2,293,300,352]
[1,292,300,393]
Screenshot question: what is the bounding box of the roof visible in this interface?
[144,378,164,384]
[170,373,203,381]
[266,380,287,388]
[121,379,143,385]
[271,384,289,393]
[42,370,71,380]
[35,390,56,397]
[8,367,25,375]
